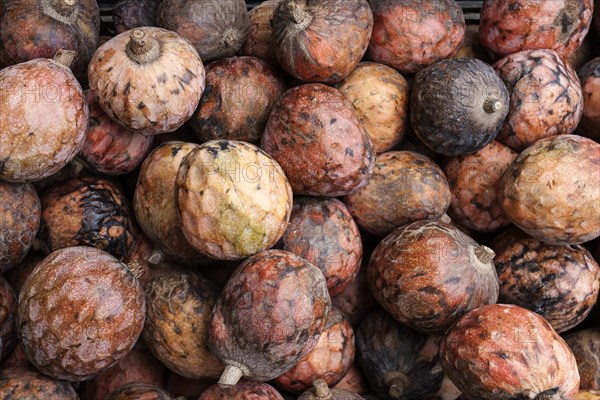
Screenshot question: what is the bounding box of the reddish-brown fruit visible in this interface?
[577,57,600,141]
[199,381,284,400]
[113,0,160,34]
[564,328,600,390]
[107,382,173,400]
[134,142,207,266]
[494,49,583,151]
[344,151,451,237]
[167,373,216,399]
[441,304,580,399]
[209,249,331,386]
[78,344,169,400]
[241,0,283,67]
[452,25,492,63]
[334,364,369,395]
[281,197,362,297]
[39,177,136,261]
[443,140,518,233]
[368,220,499,334]
[428,376,462,400]
[275,308,355,394]
[18,246,146,381]
[176,140,293,260]
[298,378,365,400]
[0,0,99,79]
[367,0,465,74]
[261,84,375,196]
[80,90,154,175]
[157,0,250,63]
[0,366,78,399]
[491,228,600,332]
[189,56,286,144]
[0,182,40,272]
[88,27,205,135]
[0,342,30,370]
[336,62,410,154]
[480,0,594,58]
[0,54,88,182]
[498,135,600,245]
[0,277,17,361]
[331,262,377,327]
[272,0,373,83]
[143,273,224,379]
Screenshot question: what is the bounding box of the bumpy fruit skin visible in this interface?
[331,261,377,327]
[577,57,600,141]
[134,142,207,266]
[0,58,88,182]
[498,135,600,245]
[0,366,78,399]
[39,177,136,261]
[480,0,594,58]
[18,247,146,381]
[336,62,410,154]
[275,308,355,394]
[367,0,465,74]
[0,182,40,272]
[491,228,600,333]
[441,304,580,400]
[209,250,331,383]
[0,277,17,361]
[494,49,583,151]
[261,84,375,197]
[564,328,600,390]
[343,151,451,237]
[0,342,30,370]
[88,27,205,135]
[281,197,362,296]
[80,91,154,176]
[189,56,286,144]
[272,0,373,83]
[143,273,224,379]
[241,0,283,67]
[113,0,160,34]
[368,220,499,334]
[356,309,443,400]
[410,58,510,156]
[0,0,99,79]
[78,344,168,400]
[443,141,518,233]
[176,140,293,260]
[157,0,250,62]
[107,382,172,400]
[199,381,284,400]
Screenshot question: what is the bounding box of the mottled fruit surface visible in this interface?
[0,366,78,399]
[443,140,518,232]
[441,304,580,400]
[480,0,594,58]
[107,382,172,400]
[262,83,375,196]
[564,328,600,390]
[0,276,17,361]
[344,151,451,237]
[189,56,285,144]
[39,177,136,260]
[498,135,600,245]
[356,309,444,400]
[297,379,365,400]
[577,57,600,141]
[209,250,331,384]
[18,247,146,381]
[494,49,583,151]
[411,58,510,156]
[334,364,369,395]
[176,140,292,260]
[275,308,355,394]
[241,0,283,67]
[281,197,362,296]
[367,0,465,74]
[368,220,499,334]
[143,273,224,379]
[0,57,88,182]
[199,381,284,399]
[337,62,409,153]
[0,182,40,272]
[491,229,600,332]
[272,0,373,83]
[113,0,160,34]
[331,261,377,327]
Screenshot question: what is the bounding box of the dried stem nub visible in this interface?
[218,365,243,388]
[313,379,332,399]
[384,372,409,399]
[53,49,77,68]
[483,98,502,114]
[475,245,495,264]
[50,0,77,16]
[287,1,313,30]
[127,29,161,64]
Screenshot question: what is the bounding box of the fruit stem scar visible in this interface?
[484,98,502,113]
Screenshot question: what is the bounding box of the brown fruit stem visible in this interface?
[49,0,77,16]
[439,214,452,224]
[126,261,144,280]
[287,1,313,30]
[53,49,77,68]
[384,371,409,399]
[218,364,243,388]
[222,28,240,48]
[147,249,165,265]
[70,157,87,176]
[127,29,161,64]
[483,98,502,114]
[475,245,495,263]
[313,379,332,399]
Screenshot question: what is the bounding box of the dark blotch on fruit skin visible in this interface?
[0,276,17,361]
[0,366,78,399]
[577,57,600,141]
[564,328,600,390]
[113,0,160,34]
